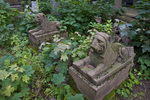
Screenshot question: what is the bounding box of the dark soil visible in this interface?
[117,80,150,100]
[132,80,150,100]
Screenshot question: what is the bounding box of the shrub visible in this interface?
[129,0,150,79]
[0,0,21,46]
[38,0,52,14]
[55,0,97,33]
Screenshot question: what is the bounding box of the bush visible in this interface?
[38,0,52,14]
[0,0,21,46]
[94,0,116,21]
[129,0,150,79]
[55,0,97,33]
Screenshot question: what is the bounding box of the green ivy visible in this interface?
[89,20,113,34]
[56,0,97,33]
[94,0,115,21]
[129,0,150,80]
[116,71,140,98]
[0,0,21,46]
[137,55,150,80]
[0,54,34,100]
[38,0,52,14]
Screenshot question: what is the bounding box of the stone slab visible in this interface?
[69,63,132,100]
[29,31,68,49]
[72,57,133,86]
[6,0,19,5]
[10,5,22,11]
[114,0,122,8]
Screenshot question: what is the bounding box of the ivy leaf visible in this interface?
[22,75,30,83]
[50,50,59,59]
[61,52,68,61]
[51,73,65,85]
[2,85,15,96]
[77,51,85,58]
[9,94,21,100]
[138,57,144,64]
[125,89,130,94]
[116,89,121,94]
[141,44,150,53]
[9,64,18,70]
[20,82,30,97]
[141,65,147,70]
[15,52,22,57]
[144,59,150,66]
[4,59,10,66]
[18,67,25,73]
[22,65,34,77]
[11,73,19,81]
[45,63,53,71]
[0,70,11,80]
[57,61,68,74]
[68,94,84,100]
[12,46,18,51]
[19,26,25,31]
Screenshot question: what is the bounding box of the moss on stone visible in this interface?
[68,74,81,94]
[103,78,129,100]
[28,45,39,54]
[103,89,116,100]
[68,74,88,100]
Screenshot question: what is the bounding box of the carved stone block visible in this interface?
[69,62,132,100]
[28,13,68,49]
[69,32,135,100]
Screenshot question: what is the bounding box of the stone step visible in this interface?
[10,5,22,11]
[118,15,135,23]
[117,7,139,23]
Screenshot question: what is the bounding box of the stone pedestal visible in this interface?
[69,58,133,100]
[69,32,135,100]
[29,31,68,49]
[29,13,68,49]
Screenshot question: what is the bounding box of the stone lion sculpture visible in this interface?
[73,32,132,77]
[28,13,68,48]
[29,13,61,35]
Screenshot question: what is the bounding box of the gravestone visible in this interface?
[50,0,60,15]
[6,0,22,11]
[31,1,39,12]
[69,32,135,100]
[114,0,122,8]
[29,13,68,49]
[6,0,19,5]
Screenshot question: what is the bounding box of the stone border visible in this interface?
[69,63,132,100]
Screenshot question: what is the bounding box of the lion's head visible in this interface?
[34,13,61,32]
[90,32,110,56]
[89,32,111,67]
[34,13,50,31]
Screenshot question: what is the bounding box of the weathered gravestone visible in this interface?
[69,32,135,100]
[50,0,60,15]
[29,13,68,49]
[31,1,39,12]
[6,0,22,11]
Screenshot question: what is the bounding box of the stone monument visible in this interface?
[69,32,135,100]
[6,0,22,11]
[29,13,68,49]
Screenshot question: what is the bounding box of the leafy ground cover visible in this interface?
[0,0,149,100]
